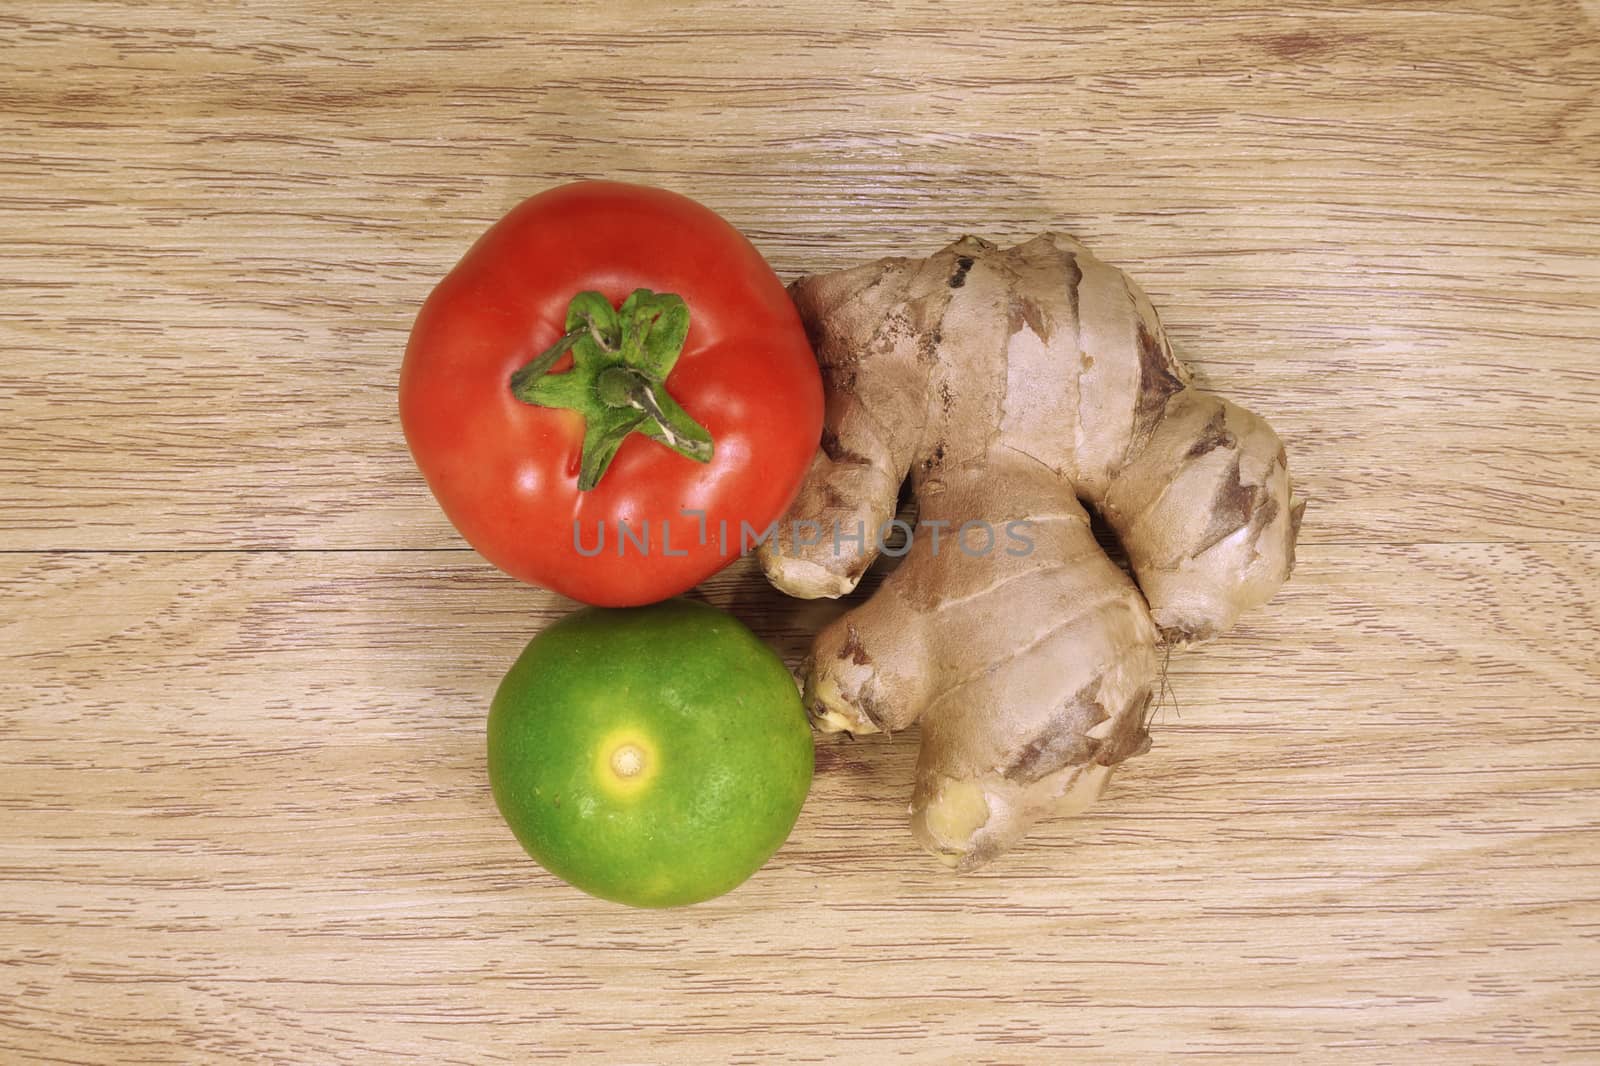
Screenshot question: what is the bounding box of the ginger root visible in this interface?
[760,234,1303,870]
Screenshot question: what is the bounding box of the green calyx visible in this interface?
[510,289,713,491]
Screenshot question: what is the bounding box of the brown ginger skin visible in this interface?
[760,234,1302,870]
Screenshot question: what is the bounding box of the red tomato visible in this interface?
[400,181,823,606]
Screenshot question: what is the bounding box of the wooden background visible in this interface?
[4,1,1598,1062]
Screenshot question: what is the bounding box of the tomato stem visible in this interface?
[510,289,714,491]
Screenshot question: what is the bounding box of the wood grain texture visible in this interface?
[2,1,1597,1063]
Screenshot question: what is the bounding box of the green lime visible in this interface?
[487,598,814,907]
